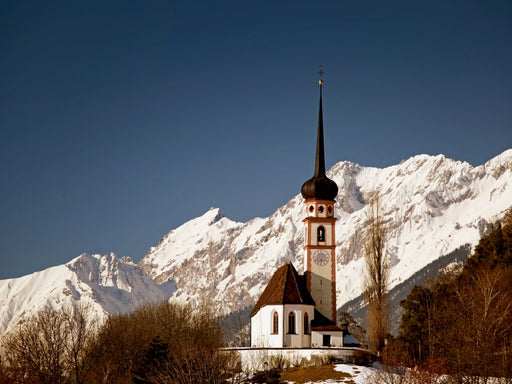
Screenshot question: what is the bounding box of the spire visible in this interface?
[315,70,326,177]
[301,67,338,202]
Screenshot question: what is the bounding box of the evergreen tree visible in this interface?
[398,285,434,363]
[396,206,512,378]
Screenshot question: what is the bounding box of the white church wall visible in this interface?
[251,305,284,347]
[283,304,314,348]
[311,330,343,348]
[302,333,312,347]
[250,310,265,347]
[231,347,369,372]
[331,332,343,347]
[311,331,322,347]
[251,304,315,348]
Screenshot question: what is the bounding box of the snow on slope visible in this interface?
[140,149,512,315]
[0,253,170,334]
[1,150,511,335]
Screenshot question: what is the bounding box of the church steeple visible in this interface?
[301,69,338,202]
[249,68,344,348]
[315,77,326,176]
[301,68,339,323]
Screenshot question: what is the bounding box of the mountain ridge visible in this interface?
[0,253,170,334]
[1,150,511,335]
[139,149,512,315]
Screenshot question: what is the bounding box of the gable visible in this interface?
[250,262,315,317]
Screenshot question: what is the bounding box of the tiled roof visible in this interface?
[311,309,343,332]
[250,262,315,317]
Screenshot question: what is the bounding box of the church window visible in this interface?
[304,313,309,334]
[288,312,296,334]
[317,226,325,242]
[309,205,314,213]
[318,205,324,213]
[272,312,279,334]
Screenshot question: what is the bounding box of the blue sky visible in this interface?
[1,1,511,279]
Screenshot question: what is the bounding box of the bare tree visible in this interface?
[363,192,389,354]
[0,303,99,384]
[221,308,251,347]
[62,303,99,384]
[450,267,512,380]
[2,306,68,384]
[129,302,230,384]
[87,301,231,384]
[338,311,367,348]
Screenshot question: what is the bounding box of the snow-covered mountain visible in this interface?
[139,149,512,317]
[1,150,511,335]
[0,253,170,334]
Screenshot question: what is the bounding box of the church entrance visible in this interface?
[322,335,331,347]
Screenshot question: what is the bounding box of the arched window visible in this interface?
[288,312,296,334]
[317,226,325,242]
[304,312,309,334]
[272,311,279,334]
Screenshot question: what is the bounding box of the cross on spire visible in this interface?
[318,65,324,85]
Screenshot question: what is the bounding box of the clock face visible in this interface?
[313,251,330,266]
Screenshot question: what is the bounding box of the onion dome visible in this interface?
[301,75,338,201]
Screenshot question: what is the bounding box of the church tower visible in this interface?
[301,72,339,323]
[250,70,344,350]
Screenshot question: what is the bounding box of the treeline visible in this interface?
[0,302,237,384]
[386,207,512,380]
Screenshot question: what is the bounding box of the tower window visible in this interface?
[288,312,296,334]
[304,312,309,334]
[272,312,279,334]
[309,205,314,213]
[317,226,325,242]
[318,205,324,213]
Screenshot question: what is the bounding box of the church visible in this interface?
[250,75,344,349]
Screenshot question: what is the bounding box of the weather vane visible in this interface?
[318,65,324,85]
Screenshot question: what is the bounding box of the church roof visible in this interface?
[311,309,343,332]
[250,262,315,317]
[301,78,338,202]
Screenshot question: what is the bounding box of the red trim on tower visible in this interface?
[303,245,335,251]
[331,253,337,322]
[332,283,337,322]
[302,217,337,224]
